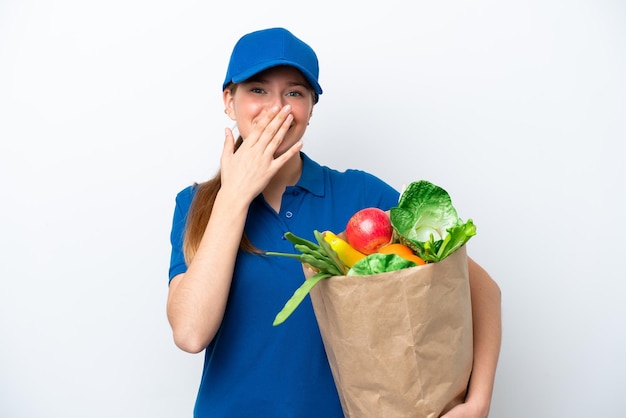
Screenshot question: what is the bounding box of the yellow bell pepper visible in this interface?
[323,231,367,268]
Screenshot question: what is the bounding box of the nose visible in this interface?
[268,93,287,109]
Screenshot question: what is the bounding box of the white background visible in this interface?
[1,1,624,417]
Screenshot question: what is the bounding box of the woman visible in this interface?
[167,27,501,417]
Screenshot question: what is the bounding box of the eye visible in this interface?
[250,87,266,94]
[287,90,304,97]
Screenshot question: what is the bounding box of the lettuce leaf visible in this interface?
[347,253,417,276]
[389,180,476,263]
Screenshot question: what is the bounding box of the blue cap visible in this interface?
[222,28,322,97]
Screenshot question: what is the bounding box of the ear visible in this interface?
[223,89,236,120]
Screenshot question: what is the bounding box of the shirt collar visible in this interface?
[295,152,325,197]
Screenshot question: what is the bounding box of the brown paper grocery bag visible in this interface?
[309,245,473,418]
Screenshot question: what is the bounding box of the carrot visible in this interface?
[377,243,426,266]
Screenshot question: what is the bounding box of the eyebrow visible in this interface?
[245,76,307,88]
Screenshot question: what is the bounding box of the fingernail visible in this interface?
[282,104,291,113]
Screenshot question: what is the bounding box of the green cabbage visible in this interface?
[389,180,476,263]
[347,253,416,276]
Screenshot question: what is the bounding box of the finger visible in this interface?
[224,127,235,152]
[255,105,292,149]
[273,139,302,167]
[264,113,294,155]
[245,105,283,146]
[221,127,236,159]
[220,127,238,171]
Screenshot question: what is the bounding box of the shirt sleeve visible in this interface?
[358,170,400,210]
[168,186,195,283]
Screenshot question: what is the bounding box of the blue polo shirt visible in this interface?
[168,153,399,418]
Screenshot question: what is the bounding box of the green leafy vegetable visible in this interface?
[272,272,330,326]
[266,231,345,326]
[347,253,417,276]
[390,180,476,263]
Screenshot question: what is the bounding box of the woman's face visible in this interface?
[223,66,315,156]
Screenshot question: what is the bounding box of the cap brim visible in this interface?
[229,59,322,95]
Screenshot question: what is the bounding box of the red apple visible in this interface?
[345,208,393,255]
